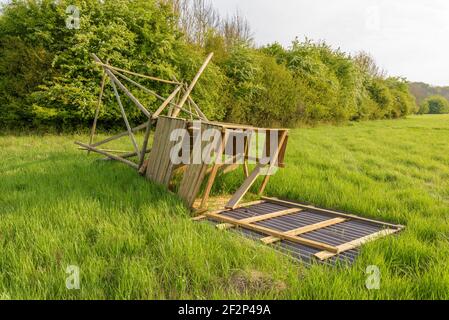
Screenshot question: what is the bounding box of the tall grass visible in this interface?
[0,115,448,299]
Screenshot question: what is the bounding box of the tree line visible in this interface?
[0,0,419,131]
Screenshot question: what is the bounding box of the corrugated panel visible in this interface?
[203,200,403,267]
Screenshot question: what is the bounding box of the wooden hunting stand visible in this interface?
[76,51,403,264]
[76,52,289,210]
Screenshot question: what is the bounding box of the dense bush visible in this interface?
[419,95,449,114]
[0,0,417,131]
[0,0,226,131]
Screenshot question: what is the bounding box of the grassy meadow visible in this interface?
[0,115,448,299]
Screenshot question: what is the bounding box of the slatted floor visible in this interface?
[199,198,404,266]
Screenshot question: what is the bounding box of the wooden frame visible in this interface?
[200,199,404,262]
[78,52,290,212]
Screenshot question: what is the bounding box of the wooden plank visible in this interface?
[200,164,219,208]
[146,117,168,180]
[146,117,187,186]
[100,148,151,161]
[160,118,187,185]
[94,61,181,85]
[78,147,130,154]
[172,53,214,118]
[240,207,301,224]
[75,142,138,169]
[153,117,173,183]
[205,211,339,253]
[225,164,264,209]
[110,79,140,154]
[152,86,182,120]
[217,207,301,230]
[315,229,399,260]
[261,217,347,244]
[262,197,405,229]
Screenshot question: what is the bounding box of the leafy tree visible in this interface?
[420,95,449,114]
[0,0,226,130]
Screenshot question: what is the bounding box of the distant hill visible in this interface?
[409,82,449,106]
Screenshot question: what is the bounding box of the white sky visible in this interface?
[212,0,449,86]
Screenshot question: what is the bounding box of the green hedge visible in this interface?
[0,0,417,131]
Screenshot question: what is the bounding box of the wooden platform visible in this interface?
[196,197,404,265]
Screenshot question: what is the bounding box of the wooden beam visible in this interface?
[171,53,214,118]
[188,95,208,121]
[261,217,347,244]
[94,61,181,85]
[152,85,182,119]
[200,164,219,209]
[216,207,301,230]
[258,130,288,195]
[241,208,301,224]
[139,121,152,169]
[262,197,405,229]
[205,211,338,253]
[315,228,399,260]
[225,164,264,209]
[78,147,131,154]
[92,54,152,119]
[101,148,151,160]
[88,71,108,154]
[75,142,138,169]
[110,79,140,154]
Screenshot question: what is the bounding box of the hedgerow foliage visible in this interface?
[0,0,417,131]
[419,95,449,114]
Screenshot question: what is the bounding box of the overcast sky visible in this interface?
[212,0,449,86]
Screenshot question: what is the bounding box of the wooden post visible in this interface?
[225,163,265,209]
[139,121,152,169]
[200,130,228,208]
[171,53,214,118]
[110,79,140,154]
[75,142,138,169]
[188,95,208,121]
[88,71,107,154]
[152,86,182,120]
[258,131,288,196]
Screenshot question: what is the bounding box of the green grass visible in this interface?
[1,115,449,299]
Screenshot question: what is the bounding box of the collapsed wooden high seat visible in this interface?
[143,116,289,209]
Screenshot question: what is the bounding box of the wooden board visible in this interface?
[314,228,399,260]
[178,122,221,207]
[261,217,347,244]
[146,117,187,186]
[225,164,264,209]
